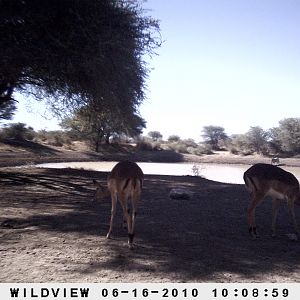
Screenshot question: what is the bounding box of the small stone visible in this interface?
[286,233,298,241]
[169,188,193,200]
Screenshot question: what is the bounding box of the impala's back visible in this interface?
[243,163,300,201]
[108,160,144,196]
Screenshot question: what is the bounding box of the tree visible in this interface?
[167,135,181,143]
[229,134,251,155]
[229,127,268,155]
[268,127,282,154]
[0,0,161,119]
[269,118,300,154]
[0,122,35,140]
[201,126,227,150]
[148,131,162,141]
[245,126,268,154]
[61,103,146,151]
[0,98,16,120]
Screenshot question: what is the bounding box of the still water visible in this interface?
[36,161,300,184]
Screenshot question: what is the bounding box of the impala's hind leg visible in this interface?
[247,192,265,239]
[107,192,117,239]
[129,187,141,246]
[119,194,134,248]
[287,199,300,236]
[271,198,280,237]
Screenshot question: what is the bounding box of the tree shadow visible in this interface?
[1,138,60,156]
[1,168,300,282]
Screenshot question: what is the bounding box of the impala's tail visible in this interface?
[123,177,143,191]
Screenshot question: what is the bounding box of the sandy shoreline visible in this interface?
[1,139,300,168]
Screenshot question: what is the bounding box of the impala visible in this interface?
[243,163,300,239]
[271,157,280,165]
[93,160,144,248]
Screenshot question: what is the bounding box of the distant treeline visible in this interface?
[1,117,300,157]
[144,117,300,157]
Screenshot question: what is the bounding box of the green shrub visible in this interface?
[167,135,181,143]
[166,141,188,153]
[194,144,213,155]
[136,140,154,151]
[0,123,35,141]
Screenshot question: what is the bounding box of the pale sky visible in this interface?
[4,0,300,141]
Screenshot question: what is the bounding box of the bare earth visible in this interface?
[1,141,300,283]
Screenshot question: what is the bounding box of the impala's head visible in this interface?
[92,179,109,201]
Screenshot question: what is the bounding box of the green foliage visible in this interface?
[182,138,198,148]
[61,103,146,151]
[167,141,189,154]
[0,123,35,140]
[0,0,161,119]
[228,120,300,156]
[136,139,161,151]
[167,135,181,143]
[202,125,228,150]
[193,143,213,155]
[269,118,300,154]
[0,98,16,120]
[229,134,254,155]
[245,126,268,154]
[148,131,163,141]
[35,130,71,147]
[228,127,269,155]
[164,138,212,155]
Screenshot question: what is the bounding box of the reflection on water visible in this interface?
[36,161,300,185]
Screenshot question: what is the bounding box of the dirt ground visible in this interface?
[1,142,300,282]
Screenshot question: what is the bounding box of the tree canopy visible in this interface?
[269,118,300,154]
[202,125,228,150]
[148,131,162,141]
[0,0,161,119]
[61,102,146,151]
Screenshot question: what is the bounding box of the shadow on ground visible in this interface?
[1,167,300,282]
[1,139,60,155]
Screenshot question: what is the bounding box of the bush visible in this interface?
[35,130,71,147]
[167,135,181,143]
[47,134,64,147]
[0,123,35,141]
[166,141,189,153]
[136,140,161,151]
[182,138,197,148]
[164,140,213,155]
[193,144,213,155]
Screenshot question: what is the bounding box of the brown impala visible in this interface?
[244,163,300,239]
[93,161,144,248]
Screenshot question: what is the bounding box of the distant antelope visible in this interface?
[93,161,144,248]
[243,163,300,239]
[271,157,280,165]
